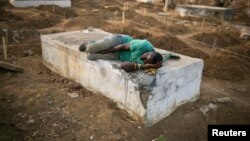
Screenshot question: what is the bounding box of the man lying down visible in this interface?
[79,34,163,72]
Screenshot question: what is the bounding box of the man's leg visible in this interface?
[87,53,119,60]
[86,35,117,53]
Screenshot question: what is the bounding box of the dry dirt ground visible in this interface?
[0,0,250,141]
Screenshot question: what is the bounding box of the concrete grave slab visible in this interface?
[41,29,204,126]
[176,4,234,20]
[9,0,71,7]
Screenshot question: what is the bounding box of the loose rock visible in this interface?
[27,119,35,124]
[67,92,79,98]
[213,97,232,103]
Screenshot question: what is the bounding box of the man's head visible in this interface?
[140,52,163,64]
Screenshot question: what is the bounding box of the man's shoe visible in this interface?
[79,43,86,52]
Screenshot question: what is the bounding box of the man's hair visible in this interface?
[151,52,163,64]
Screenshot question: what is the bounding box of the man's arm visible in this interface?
[97,43,130,54]
[120,62,162,72]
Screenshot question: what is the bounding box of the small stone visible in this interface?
[200,105,209,116]
[90,136,94,140]
[32,130,39,137]
[66,81,73,86]
[92,9,99,13]
[36,93,41,98]
[138,126,141,129]
[208,103,217,111]
[23,50,34,56]
[53,123,59,127]
[23,50,29,56]
[28,50,34,56]
[200,103,217,116]
[67,93,78,98]
[47,100,54,105]
[213,97,232,103]
[27,119,35,124]
[21,113,27,118]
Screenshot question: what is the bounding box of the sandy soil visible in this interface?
[0,0,250,141]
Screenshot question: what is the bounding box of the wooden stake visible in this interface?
[123,3,126,11]
[164,0,168,12]
[144,8,147,16]
[64,11,66,19]
[0,61,24,72]
[210,37,217,57]
[200,17,205,30]
[171,11,174,21]
[114,10,118,19]
[2,37,7,60]
[122,11,125,24]
[53,4,55,12]
[5,29,8,47]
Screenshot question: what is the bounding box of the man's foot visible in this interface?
[79,43,86,52]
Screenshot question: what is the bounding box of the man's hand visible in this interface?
[120,61,163,72]
[143,61,163,69]
[120,62,137,72]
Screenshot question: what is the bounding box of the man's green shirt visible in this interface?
[118,39,154,64]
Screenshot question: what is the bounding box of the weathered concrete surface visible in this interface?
[240,27,250,40]
[136,0,153,3]
[176,4,234,20]
[9,0,71,7]
[41,29,204,126]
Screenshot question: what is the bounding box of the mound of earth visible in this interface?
[10,15,62,29]
[157,24,192,35]
[234,9,250,26]
[107,25,153,39]
[148,36,189,51]
[176,48,209,60]
[36,5,78,18]
[204,55,250,81]
[132,15,160,26]
[58,16,108,30]
[4,29,40,45]
[191,32,241,47]
[228,42,250,57]
[0,122,24,141]
[0,9,22,23]
[103,5,122,12]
